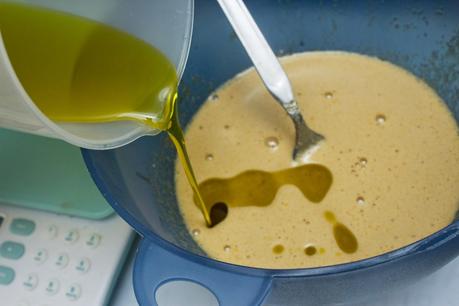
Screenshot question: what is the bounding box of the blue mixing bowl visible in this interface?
[83,0,459,305]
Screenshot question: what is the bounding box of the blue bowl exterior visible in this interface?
[82,0,459,304]
[126,223,458,306]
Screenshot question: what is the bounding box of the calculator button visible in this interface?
[75,257,91,274]
[10,218,36,236]
[86,233,102,249]
[54,253,69,269]
[46,225,58,239]
[65,283,82,301]
[64,229,79,244]
[22,273,39,291]
[32,249,48,265]
[0,241,25,260]
[0,265,15,285]
[44,278,60,295]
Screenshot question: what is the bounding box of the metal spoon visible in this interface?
[217,0,324,161]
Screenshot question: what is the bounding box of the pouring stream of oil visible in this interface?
[166,97,212,225]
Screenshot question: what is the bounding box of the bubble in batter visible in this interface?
[356,196,366,205]
[376,114,386,125]
[265,136,279,150]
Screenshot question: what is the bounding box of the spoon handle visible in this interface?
[216,0,324,160]
[216,0,294,106]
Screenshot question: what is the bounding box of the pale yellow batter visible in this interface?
[175,51,459,269]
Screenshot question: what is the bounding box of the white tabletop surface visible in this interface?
[109,238,459,306]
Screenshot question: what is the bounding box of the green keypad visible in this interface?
[10,218,36,236]
[0,241,25,260]
[0,266,15,285]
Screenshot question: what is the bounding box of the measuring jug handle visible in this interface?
[133,238,273,306]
